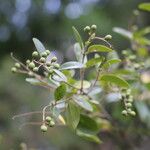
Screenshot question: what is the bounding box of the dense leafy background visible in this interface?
[0,0,150,150]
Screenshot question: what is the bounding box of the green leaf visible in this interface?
[133,27,150,38]
[54,83,67,101]
[73,95,93,112]
[26,78,50,86]
[139,3,150,12]
[60,61,84,70]
[100,74,129,88]
[74,80,91,89]
[77,114,100,134]
[32,38,46,53]
[53,69,67,82]
[74,43,87,63]
[72,26,84,49]
[87,45,113,54]
[66,101,80,130]
[86,57,102,68]
[103,59,121,69]
[113,27,132,39]
[76,130,101,144]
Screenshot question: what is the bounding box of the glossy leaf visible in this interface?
[86,57,102,68]
[87,45,113,54]
[66,101,80,130]
[74,80,91,89]
[139,3,150,12]
[72,26,84,49]
[100,74,129,88]
[60,61,84,70]
[74,95,93,112]
[54,83,66,101]
[32,38,46,53]
[113,27,132,39]
[103,59,121,69]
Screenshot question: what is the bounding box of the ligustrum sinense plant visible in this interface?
[11,24,136,143]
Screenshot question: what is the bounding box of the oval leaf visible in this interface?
[60,61,84,70]
[32,38,46,53]
[87,45,113,54]
[86,57,102,68]
[73,95,93,112]
[139,3,150,12]
[72,26,84,49]
[54,83,66,101]
[100,74,129,88]
[66,101,80,130]
[102,59,121,69]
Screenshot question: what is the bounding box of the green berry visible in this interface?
[49,120,55,127]
[15,63,21,68]
[41,52,47,57]
[45,50,50,55]
[127,108,132,113]
[33,67,38,72]
[122,110,127,116]
[46,62,51,67]
[40,57,46,63]
[28,71,34,76]
[84,26,90,32]
[51,57,57,62]
[127,98,133,103]
[53,63,60,69]
[32,51,38,58]
[129,111,136,116]
[28,62,35,69]
[26,60,30,65]
[40,124,47,132]
[125,102,132,108]
[91,24,97,30]
[49,69,54,74]
[104,34,112,40]
[46,116,52,122]
[11,67,17,73]
[122,50,128,55]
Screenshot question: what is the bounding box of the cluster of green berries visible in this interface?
[40,116,55,132]
[122,50,144,70]
[120,89,136,116]
[11,62,21,73]
[84,24,97,35]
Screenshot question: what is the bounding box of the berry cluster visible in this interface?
[40,116,55,132]
[120,89,136,116]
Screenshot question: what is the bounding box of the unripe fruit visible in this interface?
[28,71,34,76]
[40,57,46,63]
[46,62,51,67]
[125,102,132,108]
[122,110,127,116]
[33,67,38,72]
[40,124,47,132]
[15,63,21,68]
[84,26,90,32]
[53,63,60,69]
[129,111,136,116]
[26,59,30,65]
[51,57,57,62]
[46,116,52,122]
[49,69,54,74]
[91,24,97,30]
[127,108,132,113]
[49,120,55,127]
[11,67,17,73]
[45,50,50,55]
[28,62,35,69]
[122,50,128,55]
[41,52,47,57]
[127,98,133,103]
[104,34,112,40]
[32,51,38,58]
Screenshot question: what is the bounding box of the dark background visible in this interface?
[0,0,150,150]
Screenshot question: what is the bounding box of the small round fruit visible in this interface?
[104,34,112,40]
[49,120,55,127]
[40,124,48,132]
[127,98,133,103]
[32,51,38,58]
[26,59,30,65]
[122,110,127,116]
[84,26,90,32]
[125,102,132,108]
[41,52,47,57]
[46,62,51,67]
[28,71,34,76]
[45,50,50,55]
[33,67,38,72]
[40,57,46,63]
[51,57,57,62]
[15,63,21,68]
[91,24,97,30]
[28,62,35,69]
[53,63,60,69]
[46,116,52,122]
[129,111,136,116]
[49,69,53,74]
[11,67,17,73]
